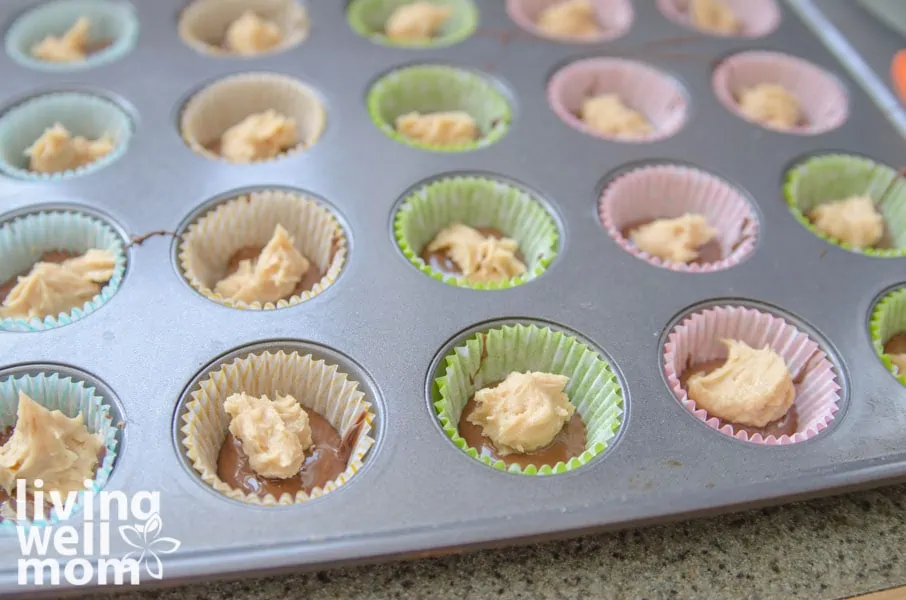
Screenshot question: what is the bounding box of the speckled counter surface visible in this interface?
[78,483,906,600]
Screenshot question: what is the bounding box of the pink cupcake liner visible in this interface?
[598,164,758,272]
[505,0,633,43]
[663,305,842,445]
[548,58,687,142]
[657,0,780,38]
[712,51,848,135]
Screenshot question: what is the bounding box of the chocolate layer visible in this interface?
[0,250,76,304]
[884,332,906,355]
[420,226,525,277]
[226,245,323,297]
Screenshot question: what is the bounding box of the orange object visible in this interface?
[891,49,906,105]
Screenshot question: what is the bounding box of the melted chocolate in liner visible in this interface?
[0,251,76,304]
[225,245,325,298]
[420,227,526,278]
[680,358,799,438]
[884,333,906,356]
[216,410,363,499]
[458,397,587,469]
[84,40,113,55]
[620,218,729,265]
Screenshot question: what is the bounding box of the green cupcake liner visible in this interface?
[367,65,511,152]
[870,286,906,387]
[348,0,478,48]
[434,323,624,475]
[0,371,120,530]
[394,175,559,289]
[784,154,906,257]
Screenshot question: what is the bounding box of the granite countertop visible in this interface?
[85,483,906,600]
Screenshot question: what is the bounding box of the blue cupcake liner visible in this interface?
[0,210,127,332]
[5,0,139,72]
[0,92,133,180]
[0,371,119,531]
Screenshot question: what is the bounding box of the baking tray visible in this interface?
[1,0,906,597]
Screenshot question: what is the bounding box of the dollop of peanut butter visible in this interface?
[426,223,526,283]
[25,123,114,174]
[808,195,884,249]
[629,213,717,263]
[31,16,91,63]
[690,0,739,35]
[537,0,601,38]
[385,2,452,41]
[220,110,298,163]
[738,84,801,130]
[395,110,478,146]
[581,94,652,138]
[224,11,283,55]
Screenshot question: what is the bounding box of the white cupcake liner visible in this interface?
[0,92,132,180]
[505,0,633,43]
[712,51,848,135]
[4,0,139,72]
[656,0,780,38]
[180,72,326,163]
[547,58,687,142]
[178,0,309,57]
[0,371,119,530]
[180,350,375,505]
[598,164,758,272]
[663,304,841,445]
[0,209,127,332]
[178,189,346,310]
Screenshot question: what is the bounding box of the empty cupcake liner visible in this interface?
[0,371,120,531]
[5,0,139,72]
[0,92,133,180]
[178,189,347,310]
[0,210,127,333]
[366,65,511,152]
[347,0,478,48]
[598,164,758,272]
[181,350,375,505]
[505,0,633,44]
[434,323,624,475]
[180,72,326,163]
[547,58,687,143]
[784,154,906,257]
[870,286,906,386]
[656,0,780,38]
[712,51,848,135]
[663,305,841,445]
[394,175,559,289]
[178,0,309,57]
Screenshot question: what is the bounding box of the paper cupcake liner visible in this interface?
[434,323,624,475]
[784,154,906,257]
[547,58,687,143]
[178,189,347,310]
[366,65,511,152]
[181,350,375,505]
[0,210,127,332]
[870,286,906,386]
[663,304,841,445]
[598,164,758,272]
[656,0,780,38]
[4,0,139,72]
[394,175,559,289]
[347,0,478,48]
[712,51,848,135]
[505,0,633,43]
[0,92,133,180]
[178,0,309,57]
[180,72,326,163]
[0,371,120,531]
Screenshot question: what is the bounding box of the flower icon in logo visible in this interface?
[119,513,181,580]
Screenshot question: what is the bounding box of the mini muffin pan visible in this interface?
[1,0,906,595]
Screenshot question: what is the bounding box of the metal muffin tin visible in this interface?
[1,0,906,596]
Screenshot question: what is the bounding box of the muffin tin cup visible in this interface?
[547,58,687,143]
[0,209,127,333]
[433,323,624,475]
[180,350,375,506]
[178,189,347,310]
[598,163,759,272]
[347,0,478,48]
[0,371,119,530]
[784,154,906,257]
[870,287,906,386]
[366,65,512,152]
[663,305,842,445]
[4,0,139,72]
[505,0,634,44]
[178,0,309,57]
[656,0,780,38]
[712,51,849,135]
[394,175,559,289]
[0,92,132,180]
[180,72,326,163]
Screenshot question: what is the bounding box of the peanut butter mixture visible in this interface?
[808,195,885,249]
[426,223,526,283]
[738,84,802,130]
[395,110,478,145]
[385,2,452,41]
[536,0,602,38]
[25,123,114,174]
[580,94,652,138]
[224,11,283,55]
[629,214,718,263]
